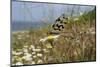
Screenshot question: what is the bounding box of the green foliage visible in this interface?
[80,7,96,22]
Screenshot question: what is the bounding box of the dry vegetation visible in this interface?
[12,9,96,66]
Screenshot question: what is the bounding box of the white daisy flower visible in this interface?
[12,51,23,55]
[37,53,43,57]
[22,54,32,61]
[43,49,49,53]
[33,55,37,58]
[30,45,35,49]
[37,59,43,64]
[26,53,32,57]
[46,43,53,48]
[15,62,23,65]
[23,45,28,48]
[32,48,41,52]
[39,38,47,42]
[32,52,36,55]
[31,61,35,64]
[22,56,26,59]
[23,48,28,53]
[25,57,33,61]
[37,46,41,49]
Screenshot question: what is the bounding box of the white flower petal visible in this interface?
[32,49,41,52]
[15,62,23,65]
[23,45,28,48]
[31,61,35,64]
[32,52,36,55]
[37,53,42,57]
[33,55,37,58]
[37,60,43,64]
[23,48,28,53]
[30,45,35,49]
[12,51,23,55]
[43,49,49,53]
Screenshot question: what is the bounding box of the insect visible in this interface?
[40,14,68,47]
[48,14,68,35]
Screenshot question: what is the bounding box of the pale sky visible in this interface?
[12,1,95,23]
